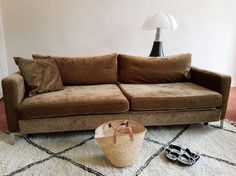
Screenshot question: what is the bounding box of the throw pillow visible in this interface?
[14,57,64,96]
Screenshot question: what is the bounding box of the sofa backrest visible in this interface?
[118,53,191,84]
[33,53,118,85]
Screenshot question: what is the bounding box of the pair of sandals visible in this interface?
[164,144,200,166]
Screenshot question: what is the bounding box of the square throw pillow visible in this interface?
[118,53,192,84]
[14,57,64,96]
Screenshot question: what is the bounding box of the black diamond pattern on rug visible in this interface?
[3,122,236,176]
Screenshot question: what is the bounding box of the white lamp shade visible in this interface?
[167,14,178,30]
[142,13,178,31]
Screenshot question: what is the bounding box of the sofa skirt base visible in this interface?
[19,108,221,134]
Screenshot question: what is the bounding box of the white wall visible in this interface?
[1,0,236,86]
[0,4,8,98]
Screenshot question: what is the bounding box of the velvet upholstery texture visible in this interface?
[32,53,118,85]
[1,72,25,132]
[19,109,221,133]
[118,53,191,83]
[18,84,129,119]
[14,57,64,96]
[119,82,222,111]
[2,55,231,134]
[191,67,231,119]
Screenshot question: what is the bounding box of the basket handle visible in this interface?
[112,120,134,144]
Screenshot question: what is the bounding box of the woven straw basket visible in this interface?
[95,120,146,168]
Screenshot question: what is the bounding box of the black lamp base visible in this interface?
[149,41,164,57]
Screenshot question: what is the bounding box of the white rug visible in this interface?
[0,121,236,176]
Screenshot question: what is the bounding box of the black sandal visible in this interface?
[165,144,182,161]
[178,148,200,166]
[178,153,196,166]
[165,144,200,166]
[184,148,200,162]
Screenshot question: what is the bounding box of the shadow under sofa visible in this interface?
[1,53,231,144]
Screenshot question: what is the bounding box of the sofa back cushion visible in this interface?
[33,53,118,85]
[118,53,191,84]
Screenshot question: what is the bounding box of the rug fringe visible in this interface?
[225,119,236,127]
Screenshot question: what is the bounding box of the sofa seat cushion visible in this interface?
[18,84,129,119]
[118,82,222,111]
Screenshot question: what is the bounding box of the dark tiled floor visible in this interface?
[0,88,236,131]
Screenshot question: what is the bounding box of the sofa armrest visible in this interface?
[1,72,25,132]
[190,67,231,120]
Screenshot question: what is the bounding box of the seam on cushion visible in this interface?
[19,101,129,119]
[19,109,130,119]
[131,99,222,107]
[130,106,222,111]
[129,95,222,102]
[19,99,129,109]
[116,84,133,106]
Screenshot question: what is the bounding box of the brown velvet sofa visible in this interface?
[1,53,231,144]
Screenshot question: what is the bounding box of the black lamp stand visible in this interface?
[149,28,164,57]
[149,41,164,57]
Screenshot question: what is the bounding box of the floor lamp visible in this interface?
[143,13,178,57]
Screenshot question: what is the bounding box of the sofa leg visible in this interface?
[203,122,208,125]
[10,133,16,145]
[220,120,224,129]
